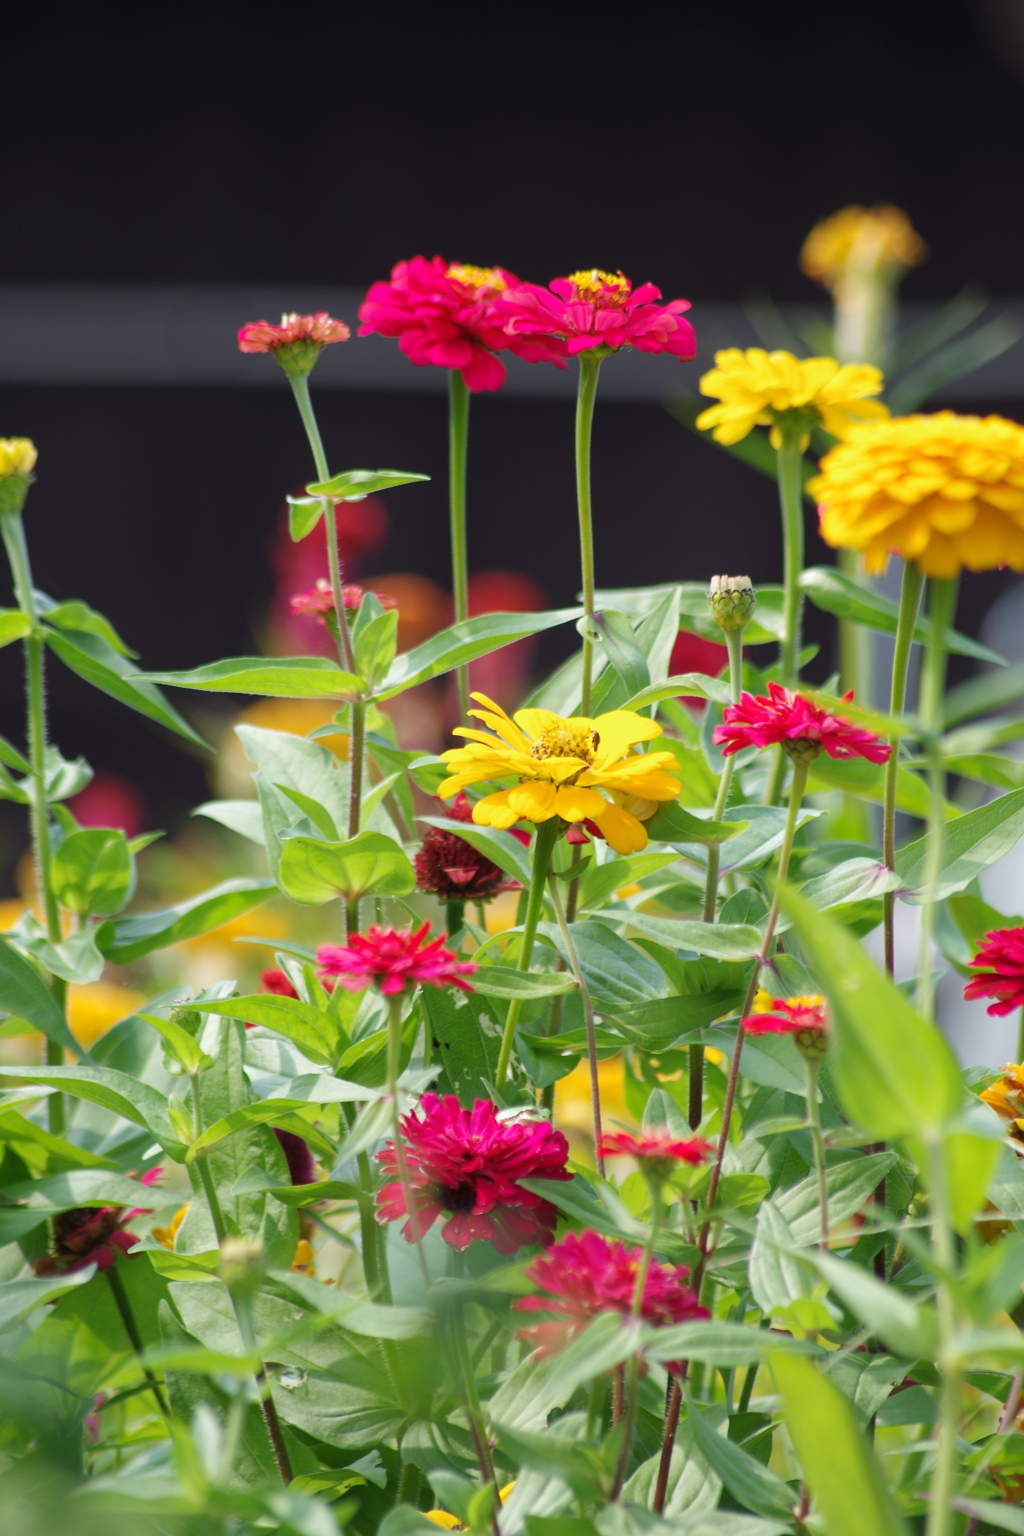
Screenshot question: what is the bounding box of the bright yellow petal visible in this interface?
[511,708,566,741]
[591,710,662,763]
[508,780,558,822]
[553,785,606,822]
[592,803,648,854]
[472,790,520,829]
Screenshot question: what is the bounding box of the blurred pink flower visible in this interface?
[67,772,147,839]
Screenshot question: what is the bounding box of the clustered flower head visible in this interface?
[359,257,567,393]
[415,793,515,903]
[600,1129,714,1182]
[980,1062,1024,1150]
[696,348,888,450]
[237,312,350,377]
[800,204,927,292]
[496,269,696,361]
[713,683,891,767]
[744,993,830,1059]
[317,922,477,996]
[376,1094,571,1254]
[515,1229,707,1360]
[811,412,1024,578]
[34,1167,163,1275]
[438,693,682,856]
[290,578,397,625]
[964,926,1024,1016]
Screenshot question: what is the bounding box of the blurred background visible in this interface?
[3,0,1024,1065]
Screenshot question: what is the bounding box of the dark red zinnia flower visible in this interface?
[259,968,299,998]
[375,1093,571,1255]
[415,794,516,902]
[34,1167,163,1275]
[713,683,890,765]
[317,923,477,996]
[273,1128,316,1187]
[965,927,1024,1016]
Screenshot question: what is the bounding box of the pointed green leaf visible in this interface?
[0,1266,97,1331]
[371,608,582,701]
[51,826,133,916]
[41,597,137,657]
[305,468,430,500]
[0,608,32,647]
[0,1064,181,1155]
[686,1398,796,1521]
[277,831,414,904]
[800,565,1004,665]
[43,627,207,746]
[136,655,361,698]
[199,994,338,1065]
[896,786,1024,902]
[0,936,82,1056]
[416,815,532,885]
[471,966,576,1000]
[95,877,275,963]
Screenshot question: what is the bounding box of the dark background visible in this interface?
[2,0,1024,843]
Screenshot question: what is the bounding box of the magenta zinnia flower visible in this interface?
[496,269,696,360]
[376,1094,571,1254]
[317,923,477,996]
[713,683,890,765]
[515,1230,707,1359]
[358,257,567,393]
[744,994,830,1059]
[965,927,1024,1016]
[289,578,397,623]
[237,311,350,376]
[600,1129,713,1178]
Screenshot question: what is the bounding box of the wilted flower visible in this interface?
[811,412,1024,578]
[359,257,567,393]
[376,1094,571,1254]
[34,1167,163,1275]
[713,683,890,766]
[965,926,1024,1016]
[696,349,887,449]
[800,205,927,292]
[744,994,830,1058]
[438,694,681,856]
[317,923,477,996]
[599,1129,714,1181]
[237,311,349,377]
[415,795,515,902]
[497,270,695,360]
[515,1229,707,1358]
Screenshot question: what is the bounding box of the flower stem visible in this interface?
[387,993,430,1285]
[547,871,603,1175]
[924,1133,959,1536]
[575,355,602,716]
[495,818,560,1090]
[105,1262,170,1421]
[883,560,924,977]
[612,1183,663,1500]
[693,626,744,1128]
[653,1363,688,1515]
[917,577,957,1021]
[0,504,69,1131]
[777,421,806,688]
[804,1056,829,1250]
[449,371,471,722]
[698,759,810,1268]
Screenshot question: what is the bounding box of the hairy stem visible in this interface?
[575,355,602,716]
[883,560,923,977]
[105,1263,170,1420]
[776,420,805,688]
[496,818,560,1090]
[548,871,603,1174]
[917,578,957,1021]
[449,370,471,721]
[805,1056,829,1250]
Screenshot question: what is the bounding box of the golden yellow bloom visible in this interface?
[0,438,37,478]
[696,349,888,449]
[425,1483,516,1528]
[153,1202,190,1249]
[811,411,1024,578]
[438,694,681,856]
[981,1063,1024,1124]
[291,1238,316,1275]
[800,205,927,291]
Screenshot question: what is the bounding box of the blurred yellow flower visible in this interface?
[800,204,927,291]
[153,1203,189,1249]
[811,411,1024,577]
[555,1055,636,1136]
[0,438,37,478]
[697,350,888,450]
[68,982,145,1047]
[291,1238,316,1275]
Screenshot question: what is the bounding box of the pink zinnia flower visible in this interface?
[289,578,397,623]
[259,967,299,998]
[515,1229,707,1360]
[713,683,891,765]
[376,1093,571,1254]
[600,1129,714,1179]
[317,922,477,996]
[496,269,696,360]
[358,257,568,393]
[965,927,1024,1016]
[744,994,830,1058]
[237,311,349,377]
[34,1166,163,1275]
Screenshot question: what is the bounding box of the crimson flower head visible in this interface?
[376,1093,571,1254]
[34,1167,163,1276]
[515,1230,707,1361]
[496,269,696,360]
[259,968,298,998]
[317,922,476,996]
[415,793,517,903]
[744,993,830,1059]
[237,311,350,376]
[359,257,568,393]
[713,683,890,766]
[290,578,397,626]
[965,927,1024,1016]
[600,1129,713,1182]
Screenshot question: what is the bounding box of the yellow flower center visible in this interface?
[568,269,631,304]
[446,263,507,293]
[530,722,598,764]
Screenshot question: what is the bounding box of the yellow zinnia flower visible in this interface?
[800,204,927,292]
[811,411,1024,578]
[696,349,888,449]
[0,438,37,478]
[438,693,681,855]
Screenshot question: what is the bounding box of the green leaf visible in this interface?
[50,826,133,916]
[771,1351,911,1536]
[305,468,430,500]
[887,312,1022,414]
[417,815,532,886]
[199,994,338,1065]
[420,987,500,1106]
[138,1011,214,1074]
[287,494,326,541]
[776,1152,897,1246]
[896,787,1024,903]
[275,783,340,840]
[0,1266,97,1332]
[577,850,682,910]
[796,857,901,914]
[192,798,266,843]
[352,603,399,691]
[588,609,650,713]
[0,608,32,647]
[471,966,577,1000]
[686,1398,796,1521]
[800,565,1004,665]
[646,1321,811,1367]
[3,1168,155,1209]
[0,731,30,774]
[931,751,1024,790]
[277,831,415,904]
[0,1063,181,1155]
[137,655,361,698]
[186,1099,333,1162]
[95,877,275,963]
[943,661,1024,728]
[749,1203,817,1313]
[0,937,82,1056]
[42,597,137,657]
[624,673,732,711]
[607,990,749,1050]
[43,626,207,746]
[952,1500,1024,1534]
[372,608,582,701]
[636,802,745,846]
[776,884,962,1139]
[808,754,938,819]
[24,926,105,984]
[604,913,762,962]
[812,1251,937,1357]
[237,723,350,880]
[541,921,666,1012]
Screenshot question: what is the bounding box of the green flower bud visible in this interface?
[782,738,823,767]
[708,574,756,632]
[219,1236,265,1296]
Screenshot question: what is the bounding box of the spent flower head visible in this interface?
[317,922,476,996]
[713,683,890,766]
[497,270,695,361]
[237,311,350,377]
[708,574,756,632]
[696,348,888,450]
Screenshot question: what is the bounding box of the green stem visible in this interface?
[348,697,366,842]
[449,371,471,721]
[924,1134,958,1536]
[387,994,430,1285]
[612,1183,663,1500]
[105,1263,170,1420]
[653,1364,687,1515]
[698,759,810,1268]
[805,1057,829,1250]
[917,578,957,1021]
[776,421,806,688]
[575,355,602,716]
[547,871,602,1174]
[883,561,924,977]
[495,818,560,1089]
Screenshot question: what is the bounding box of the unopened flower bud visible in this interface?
[708,575,755,632]
[170,1005,203,1038]
[782,737,823,767]
[0,438,37,515]
[219,1236,265,1295]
